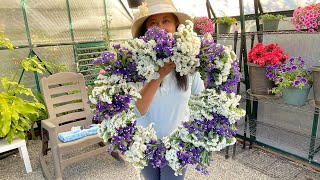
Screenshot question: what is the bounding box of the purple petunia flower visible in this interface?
[266,56,312,90]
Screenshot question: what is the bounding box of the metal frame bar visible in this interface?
[119,0,133,20]
[308,109,320,160]
[257,0,263,14]
[253,0,261,32]
[206,0,216,19]
[65,0,77,64]
[206,0,212,19]
[103,0,111,49]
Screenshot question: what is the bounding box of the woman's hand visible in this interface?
[157,62,176,81]
[135,61,176,116]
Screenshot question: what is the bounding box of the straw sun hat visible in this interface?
[131,0,191,38]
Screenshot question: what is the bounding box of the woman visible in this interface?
[132,0,205,179]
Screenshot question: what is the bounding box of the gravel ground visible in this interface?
[0,140,319,180]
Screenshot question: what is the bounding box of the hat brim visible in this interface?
[132,11,191,38]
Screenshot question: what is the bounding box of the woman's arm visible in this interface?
[135,62,176,116]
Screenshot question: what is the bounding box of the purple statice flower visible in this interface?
[197,36,241,92]
[92,45,146,83]
[140,26,176,59]
[177,146,202,166]
[222,61,242,93]
[176,144,213,175]
[112,44,121,50]
[92,94,132,121]
[184,113,237,139]
[145,139,168,168]
[110,121,136,154]
[92,51,116,66]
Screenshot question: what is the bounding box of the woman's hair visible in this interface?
[141,13,188,91]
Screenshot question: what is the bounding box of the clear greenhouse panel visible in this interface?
[260,0,320,13]
[122,0,320,18]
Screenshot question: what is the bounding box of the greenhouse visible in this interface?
[0,0,320,179]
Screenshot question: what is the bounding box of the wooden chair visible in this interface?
[39,72,107,180]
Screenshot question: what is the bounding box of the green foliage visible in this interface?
[21,56,67,74]
[0,32,14,50]
[215,16,237,25]
[259,14,286,21]
[27,92,48,140]
[0,78,45,143]
[271,68,312,94]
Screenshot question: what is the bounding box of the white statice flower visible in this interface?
[124,38,161,82]
[172,20,201,76]
[124,123,157,172]
[165,149,183,176]
[212,44,237,85]
[89,74,142,106]
[98,108,136,142]
[189,89,245,124]
[162,136,171,149]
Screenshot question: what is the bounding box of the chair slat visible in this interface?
[45,72,82,86]
[53,102,84,115]
[48,84,81,96]
[51,93,83,105]
[51,111,90,125]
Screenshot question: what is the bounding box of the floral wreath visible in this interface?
[89,20,245,176]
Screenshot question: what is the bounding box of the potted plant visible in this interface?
[266,57,313,106]
[215,16,237,34]
[193,16,214,35]
[259,14,286,31]
[0,78,45,144]
[291,3,320,32]
[248,43,288,95]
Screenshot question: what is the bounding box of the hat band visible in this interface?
[148,4,177,14]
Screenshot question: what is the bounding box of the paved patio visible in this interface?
[0,140,319,180]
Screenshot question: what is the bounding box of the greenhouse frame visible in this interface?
[0,0,320,179]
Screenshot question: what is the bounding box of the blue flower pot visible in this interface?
[282,86,311,106]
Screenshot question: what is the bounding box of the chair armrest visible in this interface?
[41,120,56,131]
[41,120,58,145]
